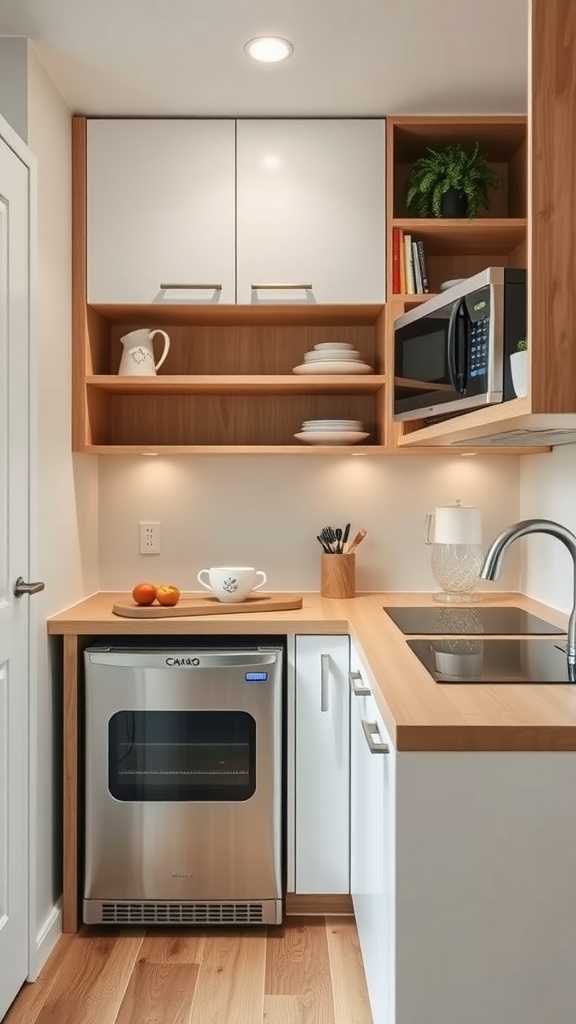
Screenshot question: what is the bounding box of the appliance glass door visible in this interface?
[109,710,256,802]
[394,285,493,419]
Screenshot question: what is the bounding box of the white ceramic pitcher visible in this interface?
[118,328,171,376]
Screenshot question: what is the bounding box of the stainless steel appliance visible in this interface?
[83,643,284,926]
[393,266,526,422]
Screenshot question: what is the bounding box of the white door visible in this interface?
[236,119,385,304]
[0,127,32,1019]
[350,665,395,1024]
[294,634,350,893]
[87,119,236,304]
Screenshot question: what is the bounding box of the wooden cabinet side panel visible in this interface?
[71,118,88,451]
[529,0,576,414]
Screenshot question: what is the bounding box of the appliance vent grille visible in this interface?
[453,429,576,447]
[101,901,264,925]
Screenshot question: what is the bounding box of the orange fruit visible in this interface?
[156,584,180,606]
[132,582,157,606]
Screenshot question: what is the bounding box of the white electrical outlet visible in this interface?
[139,521,160,554]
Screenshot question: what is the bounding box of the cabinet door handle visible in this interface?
[349,669,371,696]
[361,719,389,754]
[320,653,330,712]
[251,282,313,290]
[159,283,223,290]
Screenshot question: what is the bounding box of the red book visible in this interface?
[392,227,402,294]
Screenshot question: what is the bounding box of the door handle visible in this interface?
[320,653,330,712]
[159,283,223,290]
[14,576,45,598]
[361,719,389,754]
[251,283,313,290]
[349,669,371,696]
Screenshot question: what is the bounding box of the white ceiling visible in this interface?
[0,0,529,118]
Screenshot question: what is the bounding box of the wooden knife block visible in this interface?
[320,553,356,598]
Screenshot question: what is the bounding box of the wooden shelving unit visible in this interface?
[385,115,527,302]
[381,114,551,455]
[73,302,388,453]
[71,111,553,456]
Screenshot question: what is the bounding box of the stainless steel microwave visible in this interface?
[393,267,526,423]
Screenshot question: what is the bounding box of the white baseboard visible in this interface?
[28,901,62,982]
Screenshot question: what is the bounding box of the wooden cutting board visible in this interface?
[112,592,304,618]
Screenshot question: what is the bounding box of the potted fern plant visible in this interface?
[405,142,501,218]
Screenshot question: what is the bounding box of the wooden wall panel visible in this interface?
[529,0,576,414]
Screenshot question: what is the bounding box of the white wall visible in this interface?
[0,37,28,141]
[24,44,99,975]
[98,453,522,595]
[520,446,576,613]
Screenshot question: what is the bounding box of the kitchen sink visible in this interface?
[406,637,571,684]
[383,605,565,636]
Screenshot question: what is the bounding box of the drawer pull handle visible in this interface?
[361,719,389,754]
[349,670,371,696]
[321,653,330,712]
[251,282,313,290]
[159,283,223,290]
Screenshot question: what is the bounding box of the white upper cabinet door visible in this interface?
[236,119,385,305]
[87,119,236,304]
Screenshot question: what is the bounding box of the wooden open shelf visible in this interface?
[382,114,555,455]
[386,115,528,300]
[73,300,390,452]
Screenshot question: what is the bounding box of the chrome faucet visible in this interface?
[480,519,576,682]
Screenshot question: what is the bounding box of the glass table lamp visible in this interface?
[425,500,483,604]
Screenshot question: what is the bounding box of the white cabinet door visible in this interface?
[350,643,395,1024]
[0,121,32,1018]
[236,119,385,305]
[294,634,350,893]
[87,119,236,304]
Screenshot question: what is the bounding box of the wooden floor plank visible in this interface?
[3,935,76,1024]
[265,917,335,1024]
[116,962,198,1024]
[263,993,316,1023]
[137,930,206,965]
[325,917,373,1024]
[32,930,144,1024]
[188,928,266,1024]
[5,919,372,1024]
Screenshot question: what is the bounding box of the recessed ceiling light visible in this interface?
[244,36,294,63]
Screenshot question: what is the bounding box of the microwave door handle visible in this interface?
[446,298,467,396]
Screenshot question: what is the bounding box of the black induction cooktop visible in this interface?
[383,606,565,636]
[407,637,571,684]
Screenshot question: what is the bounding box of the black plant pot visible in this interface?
[440,189,468,218]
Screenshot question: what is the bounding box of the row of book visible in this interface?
[392,227,430,295]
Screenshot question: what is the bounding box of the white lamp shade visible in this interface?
[431,505,482,545]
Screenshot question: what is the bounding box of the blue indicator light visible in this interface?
[245,671,268,682]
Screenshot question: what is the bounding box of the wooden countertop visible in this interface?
[48,590,576,752]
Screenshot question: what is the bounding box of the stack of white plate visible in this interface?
[294,418,369,445]
[293,342,373,375]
